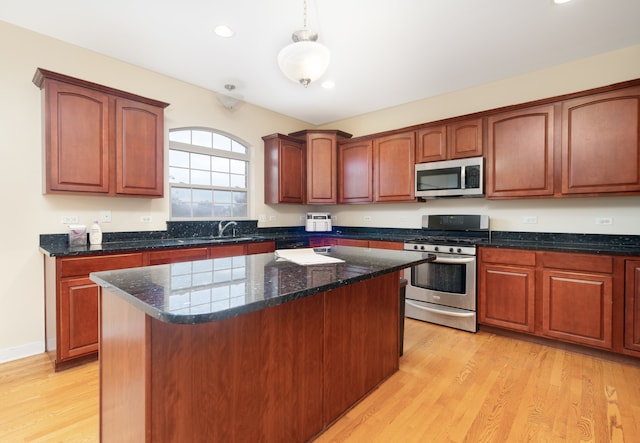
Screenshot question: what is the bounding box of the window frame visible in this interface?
[168,127,250,221]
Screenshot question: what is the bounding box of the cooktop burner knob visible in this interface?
[457,248,462,253]
[434,246,439,252]
[449,247,454,253]
[413,245,419,250]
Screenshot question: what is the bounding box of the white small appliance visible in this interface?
[305,212,332,232]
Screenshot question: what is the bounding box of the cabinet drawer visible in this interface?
[246,241,276,255]
[147,247,209,265]
[59,253,144,278]
[480,248,536,266]
[540,251,613,273]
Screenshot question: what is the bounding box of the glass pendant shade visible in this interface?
[278,39,330,87]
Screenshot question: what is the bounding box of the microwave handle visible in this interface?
[406,300,475,318]
[431,256,476,265]
[460,164,466,189]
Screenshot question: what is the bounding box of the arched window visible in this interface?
[169,128,249,219]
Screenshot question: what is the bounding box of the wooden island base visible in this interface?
[100,272,400,442]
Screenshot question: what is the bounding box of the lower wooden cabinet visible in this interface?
[45,241,276,370]
[541,269,612,349]
[45,252,145,370]
[625,260,640,354]
[309,237,403,250]
[478,248,536,333]
[479,248,618,352]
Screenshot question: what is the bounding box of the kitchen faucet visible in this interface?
[218,220,238,237]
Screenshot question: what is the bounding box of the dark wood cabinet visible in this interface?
[338,139,373,203]
[416,125,447,162]
[541,269,613,349]
[45,252,145,370]
[33,68,168,197]
[486,104,555,198]
[416,118,483,163]
[373,131,416,202]
[447,118,484,159]
[561,87,640,195]
[625,260,640,354]
[478,248,536,333]
[479,248,617,352]
[289,130,352,204]
[263,133,306,204]
[45,241,275,370]
[487,85,640,199]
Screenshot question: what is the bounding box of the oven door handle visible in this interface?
[406,300,476,318]
[431,256,476,265]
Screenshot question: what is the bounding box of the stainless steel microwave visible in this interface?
[415,157,484,198]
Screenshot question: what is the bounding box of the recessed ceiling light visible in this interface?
[321,80,335,89]
[553,0,572,4]
[214,25,234,38]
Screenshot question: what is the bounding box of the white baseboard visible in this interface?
[0,341,45,364]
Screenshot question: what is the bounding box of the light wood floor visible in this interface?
[1,319,639,442]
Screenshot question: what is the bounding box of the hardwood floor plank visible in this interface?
[1,319,639,442]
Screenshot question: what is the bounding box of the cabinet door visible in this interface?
[263,135,306,204]
[447,118,484,159]
[59,277,99,360]
[416,126,446,163]
[44,80,110,194]
[115,98,164,197]
[562,87,640,195]
[542,270,613,349]
[338,140,373,203]
[486,105,555,198]
[306,133,337,204]
[479,264,536,332]
[373,132,415,202]
[625,260,640,353]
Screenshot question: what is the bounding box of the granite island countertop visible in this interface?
[89,245,433,324]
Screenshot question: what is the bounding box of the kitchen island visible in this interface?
[90,246,432,443]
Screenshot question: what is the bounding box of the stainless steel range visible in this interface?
[403,214,489,332]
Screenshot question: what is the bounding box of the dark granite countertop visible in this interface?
[40,221,640,258]
[89,246,433,324]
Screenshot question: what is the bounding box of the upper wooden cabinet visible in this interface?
[561,87,640,195]
[289,130,352,204]
[373,131,416,202]
[487,85,640,199]
[486,105,555,198]
[338,139,373,204]
[263,133,306,204]
[416,118,483,163]
[33,68,168,197]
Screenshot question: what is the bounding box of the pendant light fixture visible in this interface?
[277,0,330,87]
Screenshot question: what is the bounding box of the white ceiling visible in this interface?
[2,0,640,125]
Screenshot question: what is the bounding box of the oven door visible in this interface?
[404,253,476,311]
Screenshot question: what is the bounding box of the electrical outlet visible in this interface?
[101,210,112,223]
[595,217,613,225]
[522,216,538,224]
[61,215,78,224]
[364,215,372,222]
[259,214,267,222]
[269,215,277,221]
[140,215,153,223]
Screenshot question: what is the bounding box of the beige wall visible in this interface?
[0,20,308,362]
[1,18,639,362]
[317,44,640,234]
